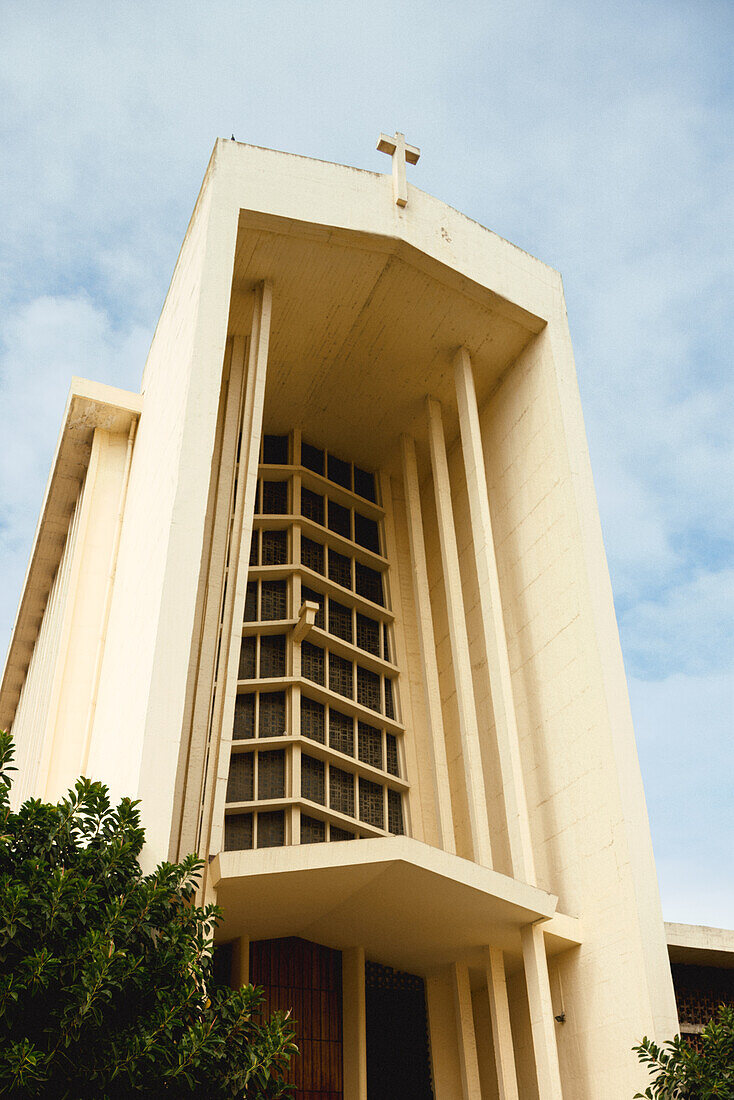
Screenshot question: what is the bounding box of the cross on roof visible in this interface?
[376,131,420,208]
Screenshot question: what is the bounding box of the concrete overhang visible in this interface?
[225,210,545,477]
[213,140,557,477]
[0,377,142,730]
[666,922,734,969]
[211,836,581,976]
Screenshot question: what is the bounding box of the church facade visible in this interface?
[1,138,696,1097]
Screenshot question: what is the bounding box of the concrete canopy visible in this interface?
[211,836,581,976]
[225,209,545,476]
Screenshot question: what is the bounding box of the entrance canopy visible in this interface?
[211,836,581,975]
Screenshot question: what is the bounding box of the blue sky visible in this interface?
[1,0,732,924]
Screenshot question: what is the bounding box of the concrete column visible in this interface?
[454,346,535,885]
[204,282,273,864]
[486,947,520,1100]
[452,962,482,1100]
[521,922,563,1099]
[379,468,427,843]
[342,947,367,1100]
[176,339,247,858]
[426,968,464,1098]
[426,397,492,868]
[400,434,456,853]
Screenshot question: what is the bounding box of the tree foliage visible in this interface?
[0,731,296,1098]
[634,1004,734,1099]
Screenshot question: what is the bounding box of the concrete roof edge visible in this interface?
[666,921,734,954]
[215,138,565,291]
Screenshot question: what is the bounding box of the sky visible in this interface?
[0,0,732,925]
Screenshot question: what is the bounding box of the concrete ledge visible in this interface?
[666,922,734,969]
[211,836,575,974]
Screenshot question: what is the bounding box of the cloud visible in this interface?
[0,0,731,924]
[631,669,734,926]
[0,294,148,649]
[620,570,734,681]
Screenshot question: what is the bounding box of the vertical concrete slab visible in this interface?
[426,397,492,868]
[342,946,367,1100]
[486,947,520,1100]
[521,922,563,1099]
[454,347,535,885]
[400,434,455,853]
[452,962,482,1099]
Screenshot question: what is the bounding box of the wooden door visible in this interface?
[250,937,343,1100]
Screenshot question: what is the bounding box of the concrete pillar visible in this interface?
[521,922,564,1099]
[400,433,456,853]
[454,347,535,884]
[486,947,520,1100]
[426,397,493,868]
[426,968,464,1098]
[205,281,273,864]
[342,947,367,1100]
[452,962,483,1099]
[176,338,247,858]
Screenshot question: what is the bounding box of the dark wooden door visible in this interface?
[250,937,343,1100]
[365,961,434,1099]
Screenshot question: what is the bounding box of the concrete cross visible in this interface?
[376,131,420,208]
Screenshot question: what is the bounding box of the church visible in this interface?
[2,136,732,1098]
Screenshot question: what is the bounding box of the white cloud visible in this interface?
[621,569,734,680]
[631,669,734,926]
[0,0,731,924]
[0,294,148,649]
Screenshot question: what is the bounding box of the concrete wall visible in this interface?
[10,485,85,807]
[89,145,240,869]
[418,320,678,1093]
[44,428,131,801]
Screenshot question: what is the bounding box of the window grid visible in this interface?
[259,691,286,737]
[329,766,355,817]
[358,722,383,770]
[257,750,285,800]
[386,733,400,777]
[261,579,287,621]
[359,777,384,829]
[387,789,405,835]
[301,586,325,629]
[257,811,285,848]
[261,529,288,566]
[301,695,326,743]
[302,754,325,805]
[301,814,326,844]
[302,641,325,686]
[259,634,286,678]
[301,536,324,575]
[230,431,403,851]
[329,708,354,756]
[329,653,353,698]
[328,548,352,589]
[224,813,253,851]
[244,581,258,622]
[226,753,253,803]
[328,599,353,644]
[233,694,255,740]
[301,487,325,526]
[261,479,288,515]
